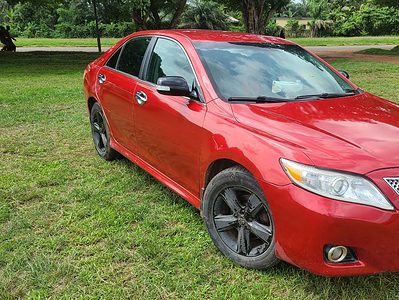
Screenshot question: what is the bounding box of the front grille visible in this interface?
[384,178,399,195]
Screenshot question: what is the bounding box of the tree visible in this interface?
[307,0,330,37]
[217,0,290,34]
[180,0,229,30]
[129,0,187,30]
[277,0,308,18]
[374,0,399,7]
[327,0,399,36]
[5,0,61,8]
[7,0,187,31]
[0,0,10,24]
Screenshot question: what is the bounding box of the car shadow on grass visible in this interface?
[114,156,197,211]
[113,155,399,298]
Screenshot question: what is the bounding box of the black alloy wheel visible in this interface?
[202,166,279,269]
[214,187,273,256]
[90,102,118,161]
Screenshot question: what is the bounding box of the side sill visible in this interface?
[110,139,201,209]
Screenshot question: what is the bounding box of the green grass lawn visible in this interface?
[291,35,399,46]
[1,52,399,299]
[358,45,399,56]
[16,37,120,48]
[14,35,399,48]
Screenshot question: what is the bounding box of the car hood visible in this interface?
[231,92,399,174]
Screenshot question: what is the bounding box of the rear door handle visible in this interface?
[98,73,106,84]
[135,91,147,105]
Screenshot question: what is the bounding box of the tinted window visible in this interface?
[106,47,121,69]
[146,38,195,87]
[194,42,354,100]
[117,37,151,77]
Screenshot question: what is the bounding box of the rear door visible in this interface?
[97,36,152,150]
[133,37,207,195]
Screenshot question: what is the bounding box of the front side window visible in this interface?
[146,38,195,88]
[194,42,355,101]
[117,37,151,77]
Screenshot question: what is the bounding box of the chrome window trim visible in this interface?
[103,65,144,83]
[105,35,152,70]
[144,36,205,104]
[107,35,153,76]
[102,34,206,105]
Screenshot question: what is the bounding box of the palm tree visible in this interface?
[180,0,229,30]
[0,0,10,24]
[5,7,16,24]
[307,0,329,37]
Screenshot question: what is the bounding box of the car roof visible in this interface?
[134,29,295,45]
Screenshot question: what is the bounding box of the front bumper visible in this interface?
[260,180,399,276]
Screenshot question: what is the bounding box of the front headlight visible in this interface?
[280,158,394,211]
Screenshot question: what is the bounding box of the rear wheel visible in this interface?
[202,166,279,269]
[90,102,119,161]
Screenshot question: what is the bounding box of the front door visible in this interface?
[133,37,207,195]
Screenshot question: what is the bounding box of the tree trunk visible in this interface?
[169,0,187,28]
[149,2,162,29]
[132,9,147,31]
[132,0,186,30]
[240,0,287,35]
[241,0,266,34]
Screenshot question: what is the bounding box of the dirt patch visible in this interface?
[317,50,399,64]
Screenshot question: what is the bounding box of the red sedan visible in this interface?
[83,30,399,276]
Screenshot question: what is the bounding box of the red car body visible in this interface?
[83,30,399,276]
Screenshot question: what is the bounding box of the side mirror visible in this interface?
[156,76,190,97]
[339,70,350,79]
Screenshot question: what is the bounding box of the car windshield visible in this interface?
[194,42,355,101]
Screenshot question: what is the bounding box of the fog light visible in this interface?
[327,246,348,263]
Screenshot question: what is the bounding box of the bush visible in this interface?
[264,20,279,36]
[285,19,307,37]
[3,0,135,38]
[54,23,92,38]
[53,21,135,38]
[102,22,136,37]
[331,3,399,37]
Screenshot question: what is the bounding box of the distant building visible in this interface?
[275,17,312,30]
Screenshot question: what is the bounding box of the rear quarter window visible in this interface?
[106,47,122,69]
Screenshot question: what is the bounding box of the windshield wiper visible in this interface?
[228,96,288,103]
[295,91,357,100]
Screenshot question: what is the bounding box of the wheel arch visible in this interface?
[203,157,262,192]
[204,159,242,189]
[87,97,97,113]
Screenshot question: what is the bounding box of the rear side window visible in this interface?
[117,37,151,77]
[106,47,121,69]
[146,38,195,87]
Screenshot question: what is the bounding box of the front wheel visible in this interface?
[202,166,279,269]
[90,102,119,161]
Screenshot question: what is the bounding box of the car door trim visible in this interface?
[143,36,205,104]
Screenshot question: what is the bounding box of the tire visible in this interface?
[202,166,279,269]
[90,102,119,161]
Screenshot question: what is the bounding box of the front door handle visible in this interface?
[135,91,147,105]
[98,73,106,84]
